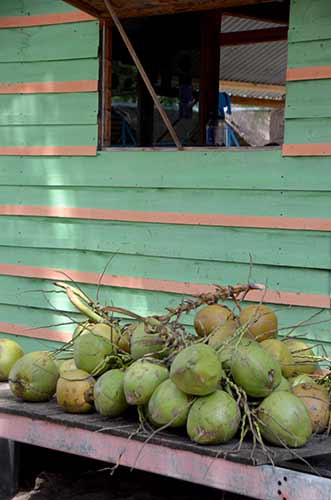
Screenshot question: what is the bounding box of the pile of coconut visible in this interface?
[1,280,330,457]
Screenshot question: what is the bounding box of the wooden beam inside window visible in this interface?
[220,80,286,95]
[98,20,112,148]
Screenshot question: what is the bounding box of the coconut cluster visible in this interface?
[1,295,330,457]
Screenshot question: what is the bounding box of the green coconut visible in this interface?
[273,376,291,392]
[74,332,116,375]
[283,339,317,375]
[56,369,95,414]
[73,322,120,344]
[290,374,315,389]
[130,320,167,360]
[257,391,312,447]
[123,359,169,405]
[231,338,282,398]
[9,351,59,402]
[292,383,330,433]
[170,344,223,396]
[208,319,238,350]
[0,339,24,382]
[187,390,240,445]
[261,338,296,378]
[94,369,128,417]
[147,379,192,428]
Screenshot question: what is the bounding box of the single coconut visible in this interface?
[231,339,282,398]
[94,369,128,417]
[130,320,167,360]
[170,344,223,396]
[194,304,234,337]
[9,351,59,402]
[208,319,238,350]
[73,322,120,345]
[0,339,24,381]
[292,383,330,433]
[261,338,296,378]
[187,390,240,445]
[283,339,317,375]
[123,359,169,405]
[257,391,312,447]
[147,379,192,428]
[74,332,116,375]
[56,358,77,375]
[56,369,95,413]
[239,305,277,342]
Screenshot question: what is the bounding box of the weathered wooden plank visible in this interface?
[0,217,329,269]
[1,151,331,191]
[0,125,97,146]
[0,59,98,84]
[288,40,331,69]
[0,93,98,126]
[1,187,331,219]
[286,81,331,119]
[0,0,76,16]
[0,22,99,63]
[288,0,331,43]
[285,118,331,145]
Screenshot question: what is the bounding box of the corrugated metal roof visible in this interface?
[219,16,287,99]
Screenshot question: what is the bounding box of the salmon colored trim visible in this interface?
[0,263,329,310]
[0,205,330,231]
[287,66,331,81]
[0,11,95,28]
[0,147,96,156]
[283,144,331,157]
[0,322,71,342]
[0,80,98,94]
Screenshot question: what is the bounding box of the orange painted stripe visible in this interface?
[0,322,71,343]
[0,263,329,309]
[0,11,95,29]
[287,66,331,81]
[0,80,98,94]
[0,205,330,231]
[283,144,331,157]
[0,147,96,156]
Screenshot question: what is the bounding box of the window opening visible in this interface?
[98,0,290,150]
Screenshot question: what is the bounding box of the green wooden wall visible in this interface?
[0,0,330,354]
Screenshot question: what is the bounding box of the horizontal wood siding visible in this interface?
[0,0,99,156]
[0,0,330,355]
[284,0,331,156]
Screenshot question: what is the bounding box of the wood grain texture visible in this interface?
[286,80,331,119]
[0,22,99,63]
[288,40,331,69]
[0,263,328,309]
[287,66,331,81]
[1,151,331,191]
[0,60,98,85]
[0,80,98,94]
[0,12,95,28]
[0,216,330,269]
[0,93,98,125]
[0,0,76,16]
[0,205,331,229]
[288,0,331,43]
[285,118,331,144]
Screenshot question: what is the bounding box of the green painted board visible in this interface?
[0,124,97,146]
[0,246,328,296]
[0,22,99,63]
[0,0,76,16]
[0,59,99,84]
[0,333,61,354]
[289,0,331,43]
[1,151,331,191]
[288,40,331,69]
[0,93,98,126]
[1,186,331,219]
[0,216,330,269]
[286,80,331,119]
[285,118,331,145]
